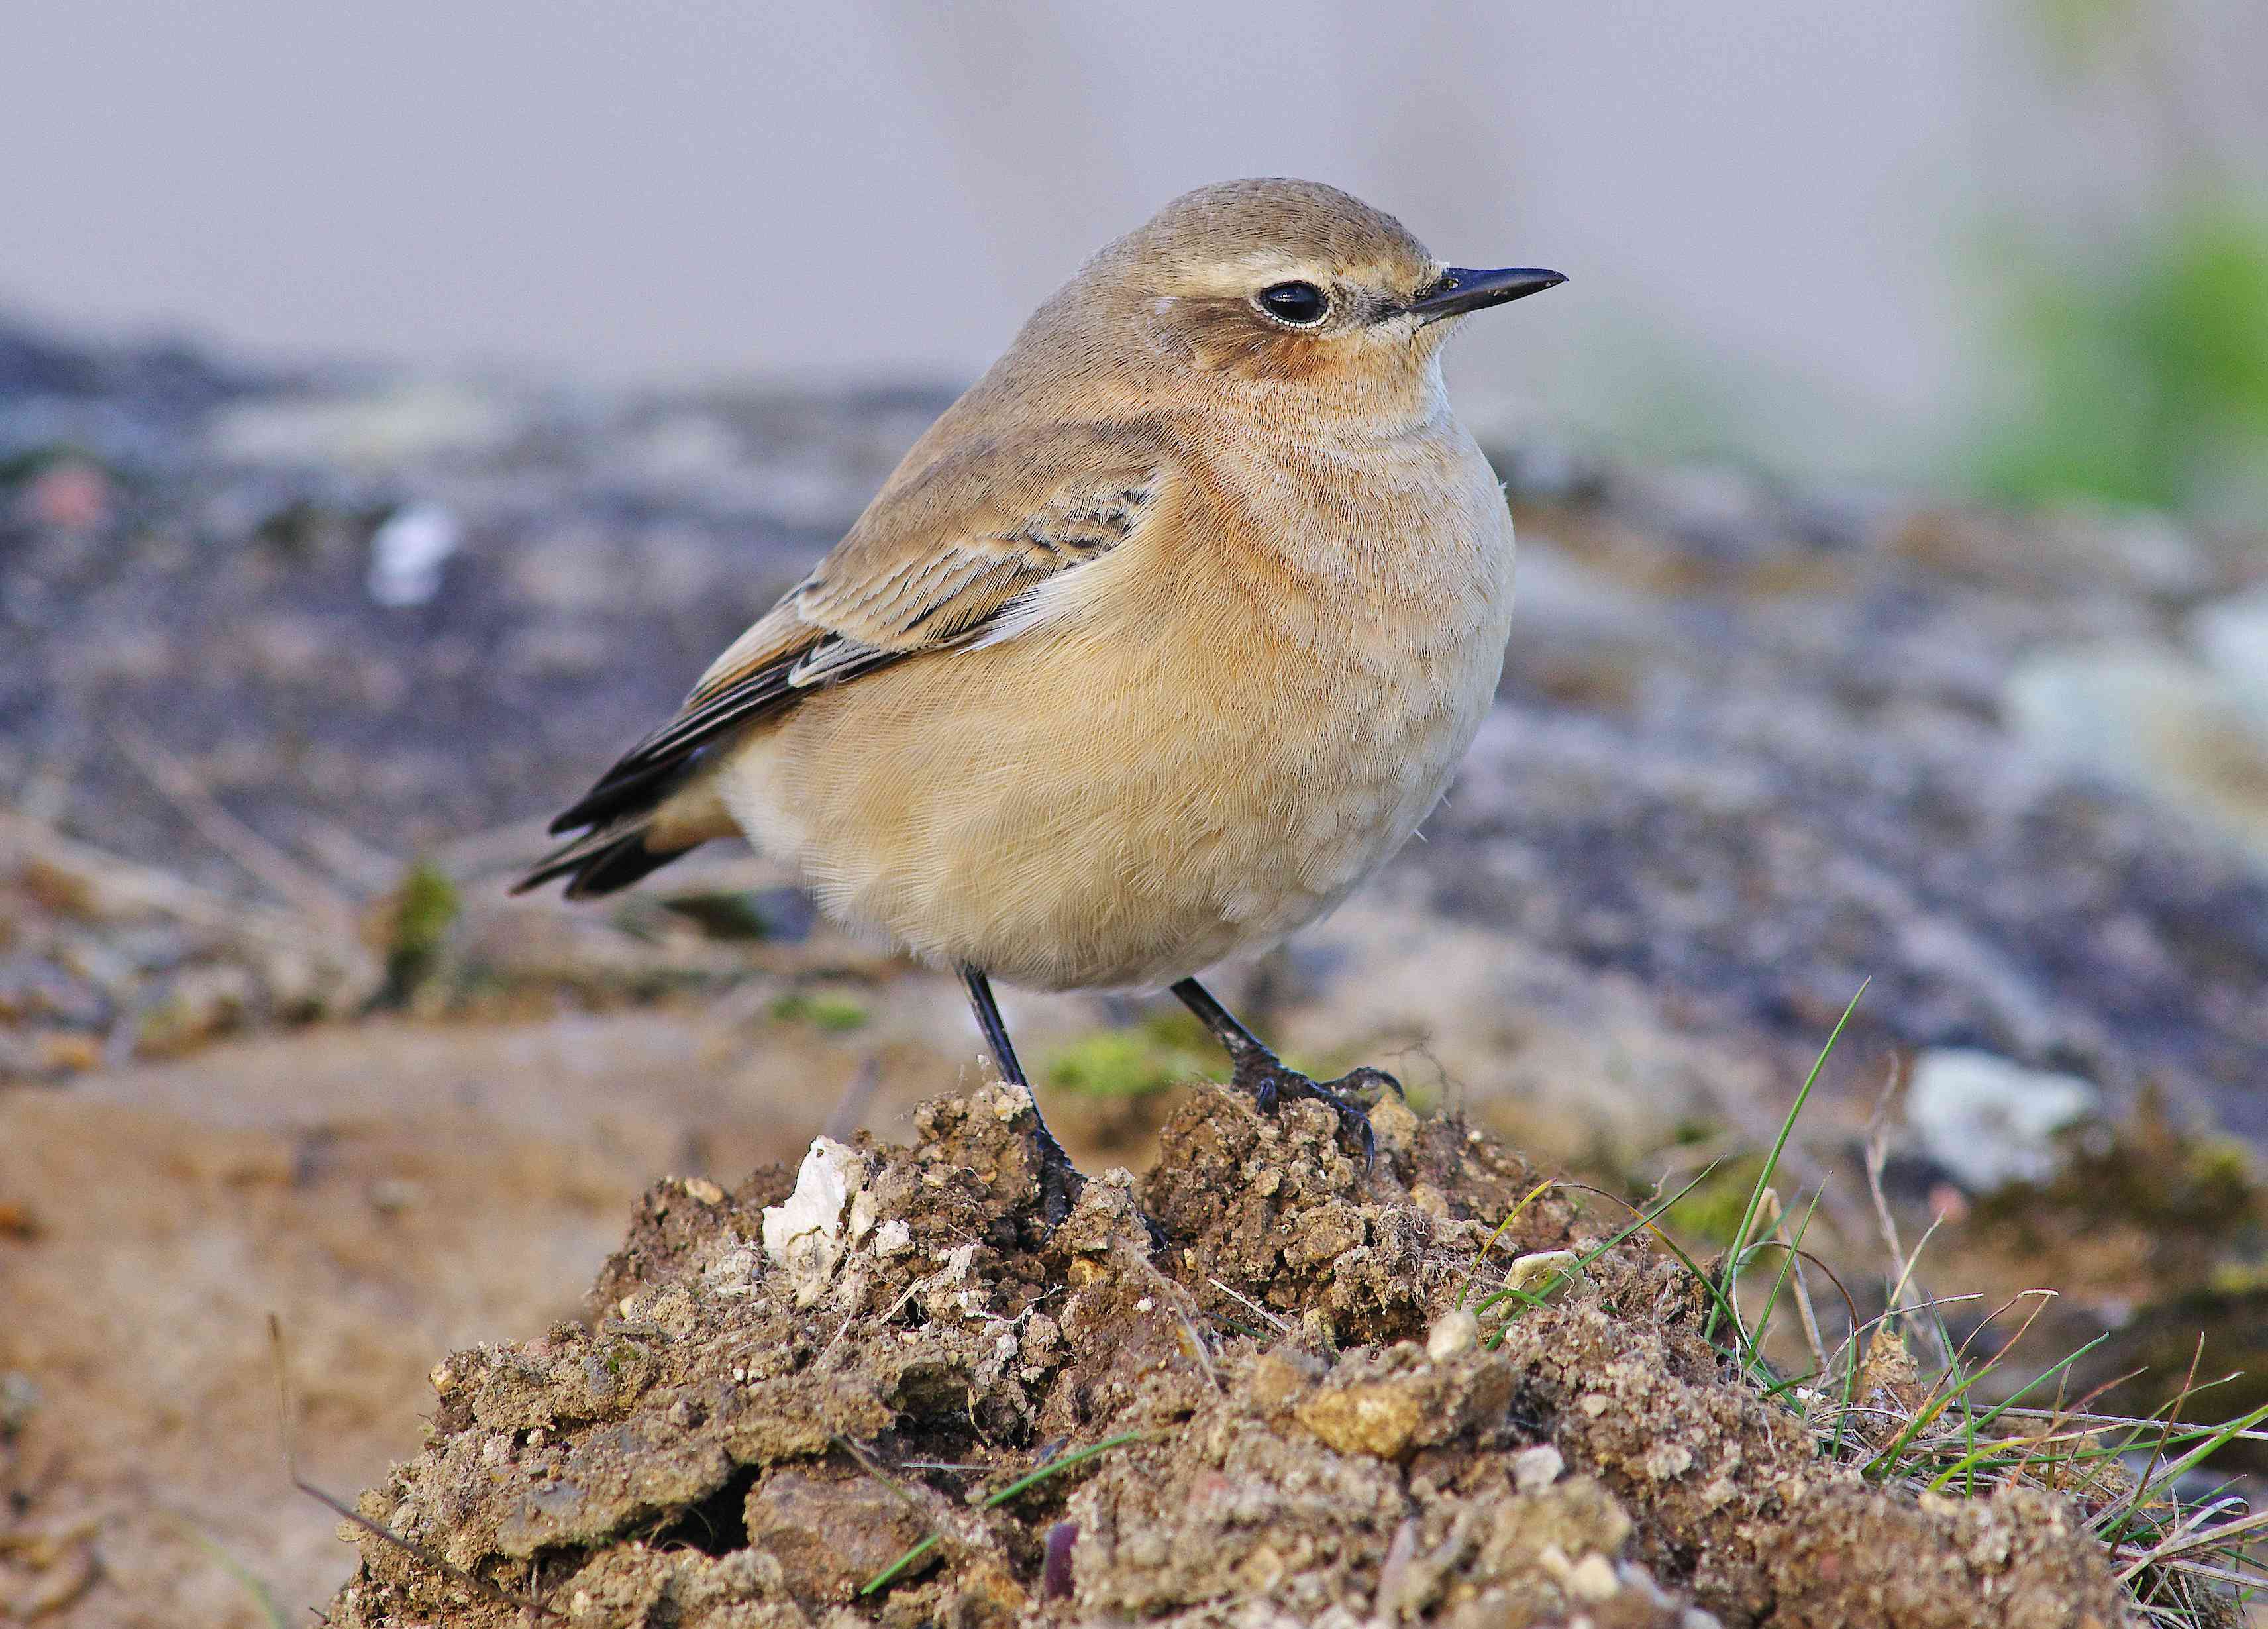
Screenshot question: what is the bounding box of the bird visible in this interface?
[517,178,1563,1220]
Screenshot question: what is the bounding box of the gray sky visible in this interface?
[4,1,2240,472]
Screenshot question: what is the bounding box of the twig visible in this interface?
[1866,1100,1952,1371]
[0,812,316,946]
[111,725,358,930]
[0,811,383,1011]
[1763,1189,1830,1377]
[1208,1278,1290,1336]
[268,1314,556,1618]
[278,808,404,894]
[823,1057,884,1142]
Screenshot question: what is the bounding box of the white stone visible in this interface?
[1512,1444,1565,1493]
[700,1245,762,1298]
[1568,1552,1622,1601]
[1426,1308,1480,1361]
[2006,641,2268,868]
[366,502,461,607]
[1504,1249,1582,1295]
[760,1137,865,1305]
[1906,1048,2100,1190]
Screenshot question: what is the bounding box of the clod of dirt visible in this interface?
[326,1081,2129,1628]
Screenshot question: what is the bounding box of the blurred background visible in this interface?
[5,3,2268,1624]
[5,0,2265,507]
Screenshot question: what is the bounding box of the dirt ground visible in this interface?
[6,959,2265,1624]
[0,996,1004,1626]
[311,1079,2141,1629]
[0,953,1286,1629]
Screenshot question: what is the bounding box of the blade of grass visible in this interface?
[1472,1169,1747,1351]
[1456,1179,1557,1310]
[980,1431,1147,1510]
[2100,1398,2268,1546]
[1706,981,1867,1347]
[164,1518,288,1629]
[1921,1334,2114,1492]
[1864,1290,2059,1482]
[1747,1186,1823,1358]
[860,1431,1147,1597]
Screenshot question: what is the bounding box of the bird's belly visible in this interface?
[718,594,1504,991]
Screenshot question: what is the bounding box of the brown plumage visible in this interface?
[518,178,1563,1212]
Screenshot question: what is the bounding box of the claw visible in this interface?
[1339,1065,1404,1103]
[1229,1057,1398,1172]
[1038,1154,1082,1228]
[1029,1126,1084,1228]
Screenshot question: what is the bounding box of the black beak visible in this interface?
[1409,266,1567,323]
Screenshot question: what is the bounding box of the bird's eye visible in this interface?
[1257,282,1330,325]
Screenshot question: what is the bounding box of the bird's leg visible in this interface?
[962,967,1083,1225]
[1169,976,1401,1169]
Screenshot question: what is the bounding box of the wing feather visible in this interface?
[526,419,1180,861]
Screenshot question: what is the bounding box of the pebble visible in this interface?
[1906,1048,2101,1191]
[1513,1444,1565,1493]
[366,502,460,607]
[1426,1308,1479,1361]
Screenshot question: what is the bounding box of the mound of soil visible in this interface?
[326,1083,2126,1628]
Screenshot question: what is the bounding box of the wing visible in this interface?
[521,419,1180,882]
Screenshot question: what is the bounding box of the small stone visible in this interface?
[1296,1381,1428,1459]
[761,1137,865,1306]
[1906,1049,2100,1191]
[1642,1441,1695,1481]
[1367,1095,1418,1155]
[1426,1308,1479,1361]
[1246,1349,1319,1413]
[988,1081,1033,1121]
[1504,1249,1582,1295]
[681,1177,725,1206]
[1043,1520,1078,1600]
[368,1178,422,1215]
[2194,585,2268,729]
[745,1468,943,1599]
[1568,1551,1622,1601]
[1512,1444,1565,1493]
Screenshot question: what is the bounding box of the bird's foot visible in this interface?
[1031,1127,1086,1230]
[1229,1053,1402,1171]
[1029,1125,1167,1251]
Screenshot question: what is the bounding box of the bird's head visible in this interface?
[1055,178,1563,413]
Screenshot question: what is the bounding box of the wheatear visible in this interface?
[519,178,1561,1216]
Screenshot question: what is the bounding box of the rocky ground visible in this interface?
[3,313,2267,1622]
[329,1082,2152,1629]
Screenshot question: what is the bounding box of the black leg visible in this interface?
[962,967,1082,1224]
[1169,976,1402,1169]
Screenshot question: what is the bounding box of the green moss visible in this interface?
[658,891,774,941]
[1660,1156,1768,1249]
[1975,205,2268,512]
[770,991,870,1033]
[376,860,460,1006]
[1046,1014,1219,1098]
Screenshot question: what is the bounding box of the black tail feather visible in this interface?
[511,829,688,900]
